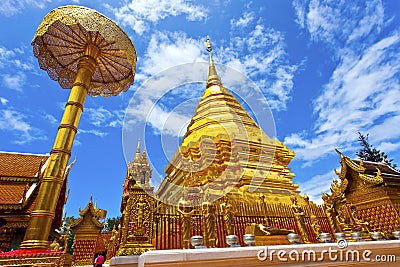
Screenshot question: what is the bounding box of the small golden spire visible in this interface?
[206,35,212,53]
[135,138,141,160]
[205,35,222,87]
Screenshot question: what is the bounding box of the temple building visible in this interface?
[157,36,302,207]
[0,151,69,251]
[327,148,400,235]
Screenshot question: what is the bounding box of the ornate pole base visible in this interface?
[0,250,72,267]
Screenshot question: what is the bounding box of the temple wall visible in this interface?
[110,240,400,267]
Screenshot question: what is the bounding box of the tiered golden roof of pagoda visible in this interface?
[72,196,106,229]
[157,37,300,205]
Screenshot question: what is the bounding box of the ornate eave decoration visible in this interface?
[72,197,105,229]
[0,176,38,183]
[0,221,29,230]
[334,147,383,187]
[32,5,137,97]
[0,204,23,211]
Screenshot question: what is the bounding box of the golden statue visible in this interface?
[106,225,119,261]
[137,196,145,227]
[202,201,216,247]
[177,198,194,249]
[291,196,310,243]
[310,215,322,242]
[49,239,61,251]
[258,223,292,235]
[220,198,235,235]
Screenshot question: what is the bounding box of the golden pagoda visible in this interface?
[70,197,107,266]
[157,36,301,206]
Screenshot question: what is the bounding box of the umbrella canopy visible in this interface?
[32,5,137,97]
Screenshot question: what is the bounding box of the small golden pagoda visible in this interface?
[117,140,155,255]
[70,197,106,266]
[157,36,301,206]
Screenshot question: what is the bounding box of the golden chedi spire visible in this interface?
[205,35,222,87]
[157,36,300,206]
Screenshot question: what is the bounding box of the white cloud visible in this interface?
[78,129,109,138]
[84,106,124,128]
[0,46,16,66]
[225,24,299,111]
[0,45,34,91]
[293,0,386,49]
[0,0,52,17]
[105,0,207,35]
[122,32,207,137]
[286,1,400,166]
[2,72,26,91]
[378,141,400,154]
[0,97,8,105]
[298,170,337,205]
[43,113,58,125]
[0,109,46,144]
[230,12,254,28]
[140,31,204,76]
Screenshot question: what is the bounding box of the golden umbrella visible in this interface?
[20,6,137,249]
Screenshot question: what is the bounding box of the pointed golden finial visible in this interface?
[206,35,212,53]
[205,35,222,87]
[134,138,141,160]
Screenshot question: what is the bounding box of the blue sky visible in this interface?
[0,0,399,219]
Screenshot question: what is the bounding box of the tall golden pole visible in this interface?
[20,47,98,249]
[19,6,137,250]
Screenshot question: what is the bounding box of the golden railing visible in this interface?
[152,202,332,249]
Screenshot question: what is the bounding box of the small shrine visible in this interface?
[70,197,106,266]
[117,140,155,255]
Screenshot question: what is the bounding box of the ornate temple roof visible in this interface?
[0,151,69,231]
[352,159,400,177]
[71,196,106,229]
[0,152,49,178]
[334,148,400,189]
[0,152,49,208]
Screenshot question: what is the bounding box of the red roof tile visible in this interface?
[0,152,49,177]
[0,184,26,204]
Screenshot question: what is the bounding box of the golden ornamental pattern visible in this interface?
[32,5,137,97]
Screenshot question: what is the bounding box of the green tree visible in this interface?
[58,216,76,254]
[356,132,397,169]
[103,216,121,232]
[59,215,77,233]
[66,228,74,254]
